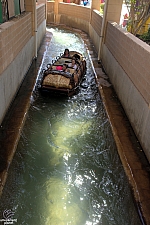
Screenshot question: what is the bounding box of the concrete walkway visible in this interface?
[0,25,150,225]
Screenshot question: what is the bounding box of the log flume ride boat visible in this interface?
[39,51,86,96]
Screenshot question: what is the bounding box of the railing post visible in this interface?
[98,0,123,61]
[98,0,109,61]
[54,0,62,23]
[34,0,37,58]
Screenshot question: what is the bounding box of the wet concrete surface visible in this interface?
[0,25,150,224]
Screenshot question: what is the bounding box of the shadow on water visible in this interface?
[0,27,142,225]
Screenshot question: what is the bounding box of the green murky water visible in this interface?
[0,27,142,225]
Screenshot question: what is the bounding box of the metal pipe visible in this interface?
[98,0,109,61]
[34,0,37,58]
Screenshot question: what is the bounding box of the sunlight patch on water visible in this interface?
[43,177,85,225]
[47,117,92,160]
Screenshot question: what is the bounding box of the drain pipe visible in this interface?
[34,0,37,59]
[98,0,109,61]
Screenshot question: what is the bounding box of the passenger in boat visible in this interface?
[73,66,82,86]
[68,58,78,70]
[56,65,63,70]
[63,49,70,58]
[62,63,70,73]
[73,53,80,61]
[74,71,79,86]
[43,63,53,75]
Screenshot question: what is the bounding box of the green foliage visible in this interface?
[100,3,105,14]
[124,0,150,35]
[139,27,150,42]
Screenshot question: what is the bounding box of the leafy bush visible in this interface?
[100,3,105,14]
[139,28,150,42]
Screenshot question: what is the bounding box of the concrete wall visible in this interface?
[106,0,122,24]
[0,37,34,124]
[59,3,90,33]
[0,13,32,76]
[37,4,46,49]
[47,2,54,24]
[89,10,103,53]
[47,2,91,33]
[0,12,33,124]
[0,4,46,125]
[47,2,102,53]
[102,22,150,162]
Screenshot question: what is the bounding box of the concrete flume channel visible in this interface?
[0,25,150,224]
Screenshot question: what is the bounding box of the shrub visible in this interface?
[139,28,150,43]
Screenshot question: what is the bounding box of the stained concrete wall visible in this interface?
[102,45,150,161]
[47,3,101,49]
[47,1,54,23]
[37,4,46,49]
[89,10,103,52]
[101,22,150,162]
[58,3,90,33]
[0,37,35,124]
[0,4,46,125]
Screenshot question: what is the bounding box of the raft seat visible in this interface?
[56,58,72,64]
[51,66,75,75]
[68,68,75,74]
[43,74,73,89]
